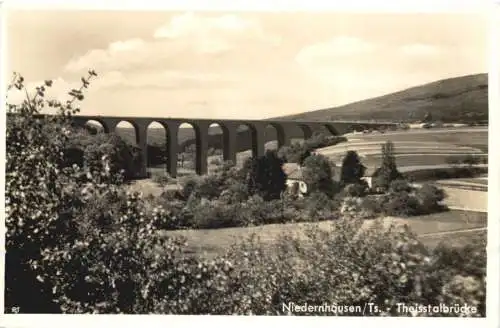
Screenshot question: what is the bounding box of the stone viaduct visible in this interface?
[68,115,397,178]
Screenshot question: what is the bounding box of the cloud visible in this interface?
[63,12,281,85]
[93,69,238,90]
[295,36,376,67]
[153,12,263,39]
[399,43,441,57]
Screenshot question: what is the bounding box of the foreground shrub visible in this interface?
[5,71,101,311]
[221,218,486,316]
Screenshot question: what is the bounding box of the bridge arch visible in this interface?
[235,123,261,164]
[322,123,340,136]
[264,123,287,151]
[298,123,314,140]
[177,122,200,176]
[115,120,141,145]
[84,119,108,134]
[146,121,169,176]
[207,122,226,171]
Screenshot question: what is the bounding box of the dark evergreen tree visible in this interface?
[244,150,287,201]
[340,150,366,185]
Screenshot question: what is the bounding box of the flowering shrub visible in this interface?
[68,131,142,181]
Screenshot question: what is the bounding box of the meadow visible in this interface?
[162,210,487,260]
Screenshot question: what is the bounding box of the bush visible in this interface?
[415,183,447,214]
[404,167,488,182]
[445,156,460,165]
[343,181,369,198]
[305,192,337,220]
[462,154,481,166]
[359,195,384,218]
[389,179,413,194]
[382,192,421,217]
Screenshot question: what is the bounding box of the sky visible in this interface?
[4,10,489,120]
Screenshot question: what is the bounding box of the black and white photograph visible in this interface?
[1,1,498,325]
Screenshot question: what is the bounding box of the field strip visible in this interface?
[320,148,482,154]
[318,149,483,156]
[342,141,477,148]
[446,206,488,213]
[353,128,487,137]
[436,180,488,188]
[418,227,487,237]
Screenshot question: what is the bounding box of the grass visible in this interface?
[160,210,487,259]
[417,229,487,249]
[388,210,487,235]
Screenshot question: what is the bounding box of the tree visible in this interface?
[5,70,101,312]
[277,142,311,165]
[244,150,287,201]
[372,141,403,192]
[340,150,366,185]
[68,131,142,181]
[302,154,339,197]
[415,183,446,214]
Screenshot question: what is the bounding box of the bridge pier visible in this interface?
[195,123,210,175]
[253,125,266,158]
[166,123,179,178]
[223,127,238,164]
[137,125,149,179]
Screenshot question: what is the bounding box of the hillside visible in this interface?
[272,73,488,123]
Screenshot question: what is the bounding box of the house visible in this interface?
[361,167,377,189]
[282,163,308,197]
